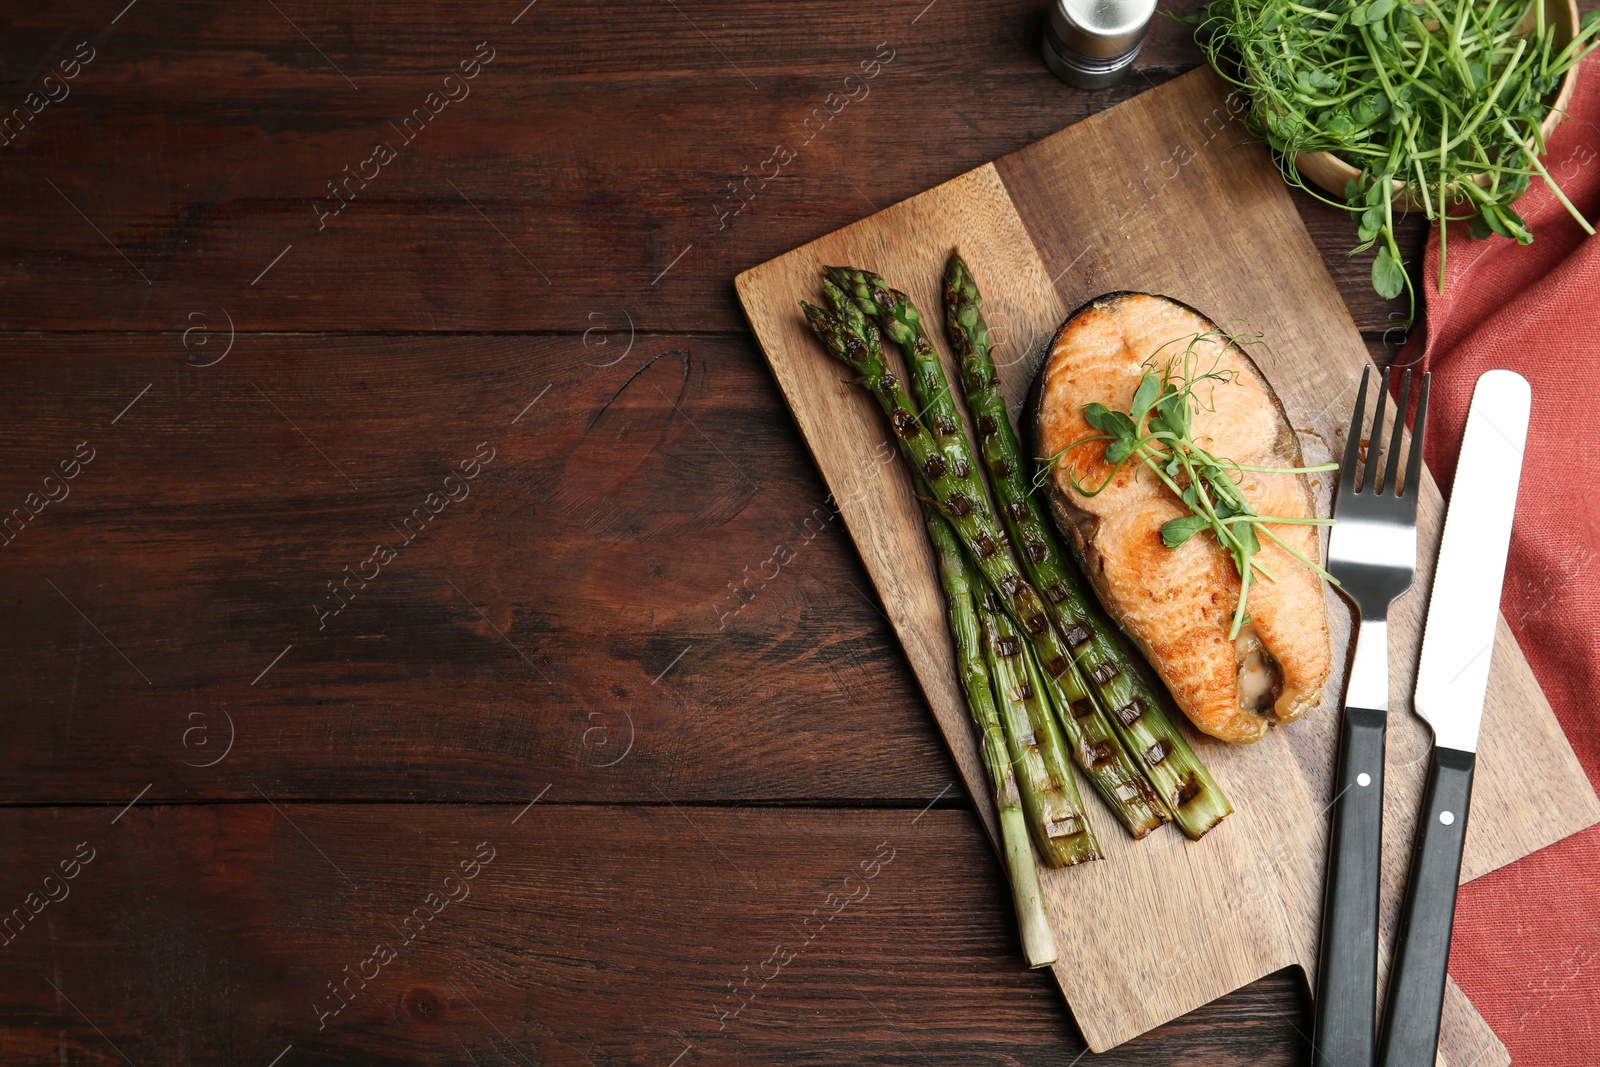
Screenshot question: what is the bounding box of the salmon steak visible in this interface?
[1030,292,1330,744]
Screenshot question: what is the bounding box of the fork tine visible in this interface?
[1362,365,1391,492]
[1381,368,1412,494]
[1341,365,1370,495]
[1401,371,1431,503]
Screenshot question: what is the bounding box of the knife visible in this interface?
[1375,368,1531,1067]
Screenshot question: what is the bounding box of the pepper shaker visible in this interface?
[1042,0,1157,89]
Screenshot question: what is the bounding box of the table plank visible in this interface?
[0,0,1412,335]
[0,331,975,803]
[0,803,1310,1066]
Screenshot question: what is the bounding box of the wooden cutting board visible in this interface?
[735,67,1599,1061]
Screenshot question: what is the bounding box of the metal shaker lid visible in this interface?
[1047,0,1157,60]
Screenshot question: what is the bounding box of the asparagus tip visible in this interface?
[944,248,970,282]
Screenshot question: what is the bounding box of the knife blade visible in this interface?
[1411,368,1531,752]
[1376,367,1531,1067]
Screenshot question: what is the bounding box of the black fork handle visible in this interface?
[1312,704,1386,1067]
[1376,746,1476,1067]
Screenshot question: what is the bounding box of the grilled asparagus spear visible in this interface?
[825,268,1164,844]
[942,252,1233,839]
[804,284,1166,838]
[974,576,1102,872]
[924,505,1074,964]
[926,502,1098,869]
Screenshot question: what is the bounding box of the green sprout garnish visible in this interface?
[1188,0,1600,317]
[1040,331,1339,641]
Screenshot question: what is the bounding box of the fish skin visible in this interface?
[1031,292,1329,745]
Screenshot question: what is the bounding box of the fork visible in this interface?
[1311,364,1431,1067]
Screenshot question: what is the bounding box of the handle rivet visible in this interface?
[1357,772,1371,787]
[1440,810,1455,826]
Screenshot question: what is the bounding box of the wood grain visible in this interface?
[0,804,1314,1067]
[0,332,968,804]
[0,0,1415,336]
[736,66,1600,1054]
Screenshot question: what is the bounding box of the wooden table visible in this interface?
[0,1,1426,1063]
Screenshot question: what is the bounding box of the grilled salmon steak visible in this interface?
[1031,293,1330,744]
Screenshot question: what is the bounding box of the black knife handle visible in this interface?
[1312,704,1386,1067]
[1376,745,1476,1067]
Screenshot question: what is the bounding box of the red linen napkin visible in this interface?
[1398,52,1600,1067]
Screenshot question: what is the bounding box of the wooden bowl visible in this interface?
[1293,0,1582,204]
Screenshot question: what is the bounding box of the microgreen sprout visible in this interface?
[1188,0,1600,316]
[1038,331,1339,640]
